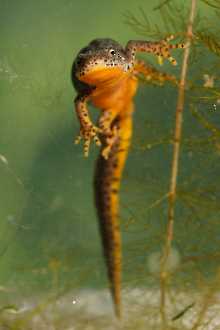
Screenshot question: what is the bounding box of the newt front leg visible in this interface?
[126,35,184,65]
[74,93,101,157]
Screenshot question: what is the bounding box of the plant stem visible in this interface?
[159,0,197,328]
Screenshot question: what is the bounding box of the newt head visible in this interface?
[72,38,132,86]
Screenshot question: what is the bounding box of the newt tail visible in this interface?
[94,110,133,318]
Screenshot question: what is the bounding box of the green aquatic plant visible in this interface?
[197,31,220,56]
[124,0,220,329]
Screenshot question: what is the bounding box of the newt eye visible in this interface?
[110,49,116,56]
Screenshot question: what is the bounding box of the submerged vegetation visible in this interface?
[124,0,220,329]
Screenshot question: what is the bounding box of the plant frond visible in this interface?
[201,0,220,9]
[153,0,172,11]
[190,106,220,137]
[123,8,165,38]
[196,31,220,56]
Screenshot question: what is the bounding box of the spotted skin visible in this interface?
[71,37,184,318]
[74,93,101,156]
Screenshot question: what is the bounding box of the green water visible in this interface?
[0,0,220,328]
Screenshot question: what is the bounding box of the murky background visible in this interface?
[0,0,220,329]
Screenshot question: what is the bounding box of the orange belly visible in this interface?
[79,66,138,111]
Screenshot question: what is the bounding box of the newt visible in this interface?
[71,36,184,318]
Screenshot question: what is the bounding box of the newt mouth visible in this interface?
[78,65,126,85]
